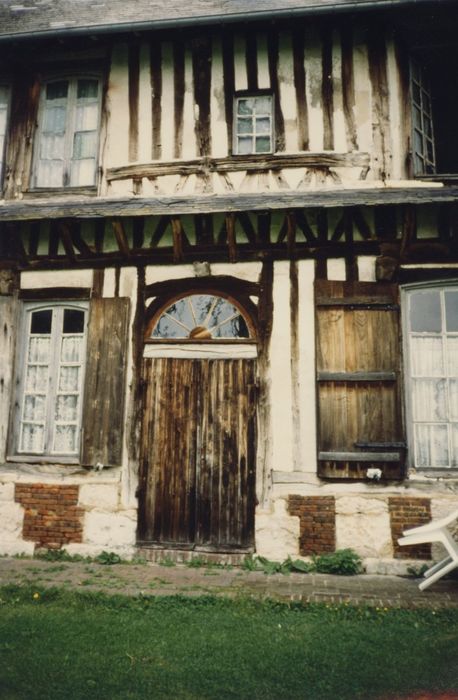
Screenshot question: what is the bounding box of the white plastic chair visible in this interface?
[398,508,458,590]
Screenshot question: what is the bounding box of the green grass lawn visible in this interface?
[0,585,457,700]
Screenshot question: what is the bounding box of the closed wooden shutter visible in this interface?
[81,297,130,467]
[315,280,405,480]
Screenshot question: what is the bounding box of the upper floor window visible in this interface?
[0,85,10,185]
[15,303,88,457]
[403,284,458,470]
[33,77,101,189]
[411,48,458,177]
[234,94,273,155]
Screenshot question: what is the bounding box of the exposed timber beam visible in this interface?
[2,186,458,221]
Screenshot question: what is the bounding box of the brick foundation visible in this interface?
[15,483,83,550]
[288,495,336,555]
[389,496,431,560]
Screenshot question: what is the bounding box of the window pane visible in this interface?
[415,424,449,467]
[31,309,52,334]
[46,81,68,100]
[410,290,441,332]
[28,337,51,363]
[237,136,253,154]
[63,309,85,334]
[414,129,423,155]
[237,117,252,135]
[214,314,249,338]
[20,423,45,453]
[0,85,9,103]
[59,366,80,392]
[152,315,187,339]
[254,96,271,113]
[23,395,46,422]
[40,133,65,160]
[73,131,97,159]
[255,136,271,153]
[70,159,96,187]
[449,380,458,422]
[447,337,458,377]
[445,291,458,332]
[75,103,98,131]
[410,336,444,376]
[151,294,251,339]
[413,106,422,129]
[61,336,83,363]
[256,117,271,135]
[0,108,8,135]
[42,106,66,133]
[412,82,421,104]
[53,425,77,453]
[35,160,64,188]
[237,99,254,115]
[25,365,48,392]
[77,79,98,99]
[412,378,447,421]
[452,425,458,468]
[55,395,78,422]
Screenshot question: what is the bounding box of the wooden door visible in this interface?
[138,357,257,550]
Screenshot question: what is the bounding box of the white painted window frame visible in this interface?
[410,58,436,176]
[233,93,274,156]
[32,75,101,189]
[10,301,88,463]
[402,280,458,472]
[0,84,10,187]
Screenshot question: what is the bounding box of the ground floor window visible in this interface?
[403,283,458,469]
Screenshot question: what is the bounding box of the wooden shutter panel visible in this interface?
[81,297,130,467]
[315,280,405,480]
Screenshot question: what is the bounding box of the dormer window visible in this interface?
[33,77,101,189]
[234,94,273,155]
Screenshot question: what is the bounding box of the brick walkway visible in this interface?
[0,557,457,608]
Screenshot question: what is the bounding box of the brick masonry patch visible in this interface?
[288,495,336,555]
[389,496,432,560]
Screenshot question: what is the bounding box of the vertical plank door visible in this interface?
[139,358,256,550]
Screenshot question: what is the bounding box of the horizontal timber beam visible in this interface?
[2,186,458,221]
[106,152,370,181]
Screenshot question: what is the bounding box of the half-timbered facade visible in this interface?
[0,0,457,570]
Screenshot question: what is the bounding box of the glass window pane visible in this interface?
[77,79,98,99]
[412,82,421,104]
[445,291,458,332]
[28,336,51,363]
[39,133,65,160]
[23,395,46,422]
[254,96,272,113]
[25,365,48,392]
[256,117,271,135]
[413,106,422,129]
[75,103,98,131]
[451,424,458,468]
[53,425,77,453]
[31,309,52,334]
[151,294,251,339]
[414,129,424,156]
[0,85,9,103]
[410,336,444,376]
[237,117,252,135]
[255,136,271,153]
[0,109,7,136]
[412,378,447,421]
[449,380,458,422]
[63,309,85,334]
[214,314,249,338]
[410,290,441,332]
[70,158,96,187]
[59,366,80,392]
[237,99,254,115]
[237,136,253,154]
[73,131,97,159]
[35,160,64,188]
[447,337,458,377]
[55,395,78,422]
[20,423,45,453]
[42,106,66,133]
[61,336,83,363]
[415,424,449,468]
[46,81,68,100]
[426,139,434,163]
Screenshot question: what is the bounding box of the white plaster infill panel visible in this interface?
[21,270,93,289]
[255,499,300,560]
[0,501,34,556]
[82,509,137,549]
[78,484,119,511]
[336,496,393,558]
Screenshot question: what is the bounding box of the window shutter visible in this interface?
[81,297,130,467]
[315,280,405,480]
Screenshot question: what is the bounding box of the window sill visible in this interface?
[7,455,80,465]
[23,187,98,199]
[414,174,458,182]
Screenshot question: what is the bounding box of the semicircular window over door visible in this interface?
[150,293,253,340]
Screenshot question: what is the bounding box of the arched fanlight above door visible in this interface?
[149,293,254,340]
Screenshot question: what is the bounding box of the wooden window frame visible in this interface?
[31,75,102,191]
[233,91,274,156]
[8,301,88,464]
[402,280,458,474]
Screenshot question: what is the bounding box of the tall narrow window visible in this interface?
[33,77,101,188]
[411,59,436,175]
[234,94,273,155]
[16,303,88,457]
[0,85,10,184]
[404,285,458,469]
